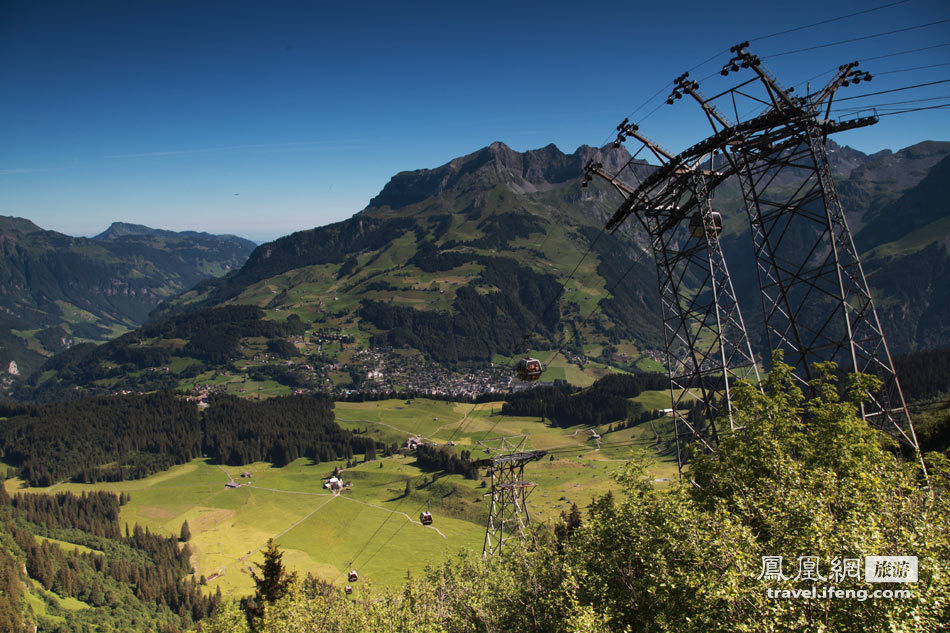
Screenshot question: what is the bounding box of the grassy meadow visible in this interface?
[4,394,678,597]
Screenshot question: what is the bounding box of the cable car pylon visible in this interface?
[669,44,926,480]
[474,435,546,557]
[584,123,760,470]
[588,43,926,482]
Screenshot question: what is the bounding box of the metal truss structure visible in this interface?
[584,127,760,467]
[587,43,924,473]
[474,435,547,556]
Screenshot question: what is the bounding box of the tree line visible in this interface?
[0,391,364,486]
[502,372,668,428]
[0,392,201,487]
[203,393,356,467]
[414,445,478,479]
[21,305,304,402]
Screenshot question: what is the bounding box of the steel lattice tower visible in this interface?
[670,45,923,463]
[585,126,760,468]
[475,435,546,556]
[592,43,924,475]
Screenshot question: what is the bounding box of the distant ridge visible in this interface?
[0,217,257,383]
[94,221,257,248]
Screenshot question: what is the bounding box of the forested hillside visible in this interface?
[0,217,255,384]
[0,486,218,632]
[15,139,950,403]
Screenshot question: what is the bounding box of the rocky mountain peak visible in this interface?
[368,141,634,210]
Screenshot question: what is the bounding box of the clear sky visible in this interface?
[2,0,948,242]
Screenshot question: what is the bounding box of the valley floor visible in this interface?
[3,396,678,597]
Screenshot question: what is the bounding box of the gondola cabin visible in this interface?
[515,358,543,381]
[345,585,353,595]
[688,211,723,239]
[348,570,358,582]
[420,511,433,525]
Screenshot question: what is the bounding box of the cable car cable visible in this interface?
[832,78,950,101]
[761,18,950,60]
[746,0,912,45]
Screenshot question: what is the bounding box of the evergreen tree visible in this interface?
[246,539,296,630]
[180,520,191,542]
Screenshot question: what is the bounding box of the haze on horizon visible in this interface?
[1,0,948,242]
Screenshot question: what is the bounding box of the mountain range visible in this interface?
[0,218,256,381]
[10,137,950,400]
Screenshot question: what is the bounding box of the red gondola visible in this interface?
[345,585,353,595]
[420,511,433,525]
[515,358,543,381]
[688,211,723,239]
[348,570,358,582]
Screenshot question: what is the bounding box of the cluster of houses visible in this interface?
[184,383,229,407]
[342,347,513,398]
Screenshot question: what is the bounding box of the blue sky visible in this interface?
[1,0,948,242]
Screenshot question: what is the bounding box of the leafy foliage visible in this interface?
[244,539,297,630]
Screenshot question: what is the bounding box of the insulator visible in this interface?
[721,69,729,76]
[865,74,872,81]
[740,60,750,68]
[666,97,675,105]
[731,64,739,72]
[842,80,850,87]
[853,77,861,84]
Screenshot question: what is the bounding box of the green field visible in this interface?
[4,394,677,598]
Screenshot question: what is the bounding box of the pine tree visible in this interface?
[179,520,191,542]
[246,539,296,629]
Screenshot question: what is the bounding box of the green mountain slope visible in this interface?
[20,139,950,400]
[23,142,665,400]
[0,217,256,383]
